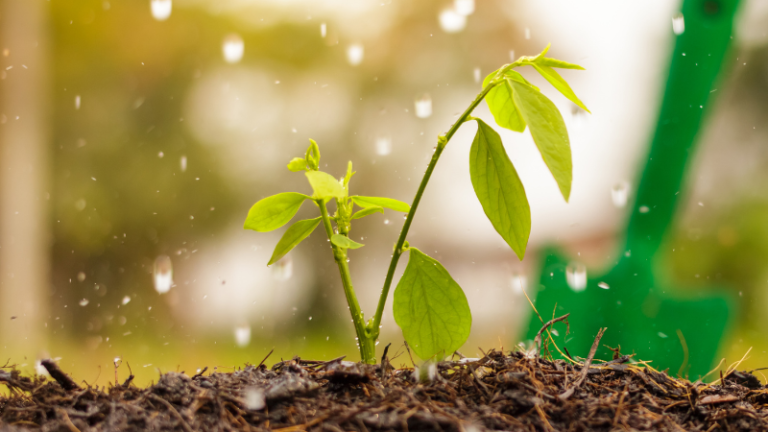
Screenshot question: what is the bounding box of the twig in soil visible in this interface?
[148,394,195,432]
[41,359,80,391]
[534,313,570,359]
[404,341,416,367]
[192,367,208,379]
[559,327,606,400]
[55,407,81,432]
[258,349,274,369]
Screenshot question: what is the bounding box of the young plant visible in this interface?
[244,44,588,364]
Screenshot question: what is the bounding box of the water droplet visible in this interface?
[79,298,89,307]
[77,272,86,282]
[473,67,481,84]
[234,324,251,347]
[180,155,187,172]
[657,332,668,338]
[509,50,516,61]
[122,295,131,305]
[375,136,392,156]
[158,151,164,158]
[672,13,685,35]
[565,263,587,292]
[524,28,531,39]
[597,281,610,290]
[244,386,265,410]
[639,205,650,214]
[346,44,364,66]
[510,273,527,294]
[308,316,312,320]
[383,219,390,225]
[414,94,432,118]
[454,0,475,16]
[153,255,173,294]
[222,34,244,64]
[74,95,81,110]
[150,0,172,21]
[75,198,87,212]
[611,181,629,208]
[320,23,327,38]
[272,256,293,281]
[438,8,466,33]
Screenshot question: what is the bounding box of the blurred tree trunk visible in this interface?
[0,0,50,357]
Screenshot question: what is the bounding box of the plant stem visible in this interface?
[369,81,501,340]
[317,199,377,364]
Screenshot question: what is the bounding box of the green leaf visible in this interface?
[483,73,525,133]
[287,157,307,172]
[470,119,531,259]
[393,248,472,360]
[331,234,364,249]
[268,217,321,265]
[532,64,590,113]
[351,206,384,219]
[351,196,410,213]
[244,192,309,232]
[535,57,585,70]
[510,80,572,201]
[306,171,346,200]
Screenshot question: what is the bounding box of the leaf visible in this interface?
[351,206,384,219]
[532,64,590,113]
[244,192,309,232]
[268,218,321,265]
[331,234,364,249]
[510,80,572,201]
[470,119,531,259]
[483,73,526,133]
[306,171,346,200]
[351,196,410,213]
[287,157,307,172]
[535,57,585,70]
[393,248,472,361]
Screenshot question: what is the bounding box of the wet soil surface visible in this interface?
[2,349,768,431]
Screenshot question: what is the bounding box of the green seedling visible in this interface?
[245,44,589,364]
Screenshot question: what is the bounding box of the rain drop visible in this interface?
[77,272,87,282]
[74,95,81,110]
[658,332,668,338]
[320,23,327,38]
[153,255,173,294]
[121,295,131,305]
[244,387,265,410]
[509,50,516,61]
[180,155,187,172]
[611,181,629,208]
[565,263,587,292]
[346,44,364,66]
[639,205,650,214]
[222,34,244,64]
[414,94,432,118]
[272,256,293,281]
[672,13,685,35]
[79,298,89,307]
[597,281,610,290]
[473,67,481,84]
[75,198,86,211]
[158,151,164,158]
[383,219,390,225]
[510,273,527,294]
[375,136,392,156]
[234,324,251,347]
[454,0,475,16]
[150,0,172,21]
[438,8,466,33]
[524,28,531,40]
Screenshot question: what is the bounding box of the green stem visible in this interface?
[369,80,503,339]
[317,199,377,364]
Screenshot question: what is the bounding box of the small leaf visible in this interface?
[306,171,346,200]
[351,206,384,219]
[530,43,551,62]
[287,157,307,172]
[244,192,309,232]
[483,72,527,132]
[470,119,531,259]
[393,248,472,360]
[510,80,572,201]
[535,57,585,70]
[351,196,410,213]
[331,234,364,249]
[268,218,321,265]
[532,64,590,113]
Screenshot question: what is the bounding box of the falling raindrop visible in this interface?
[150,0,172,21]
[222,34,244,64]
[658,332,668,338]
[75,198,87,211]
[234,324,251,347]
[473,67,481,84]
[272,256,293,281]
[346,44,364,66]
[180,155,187,172]
[74,95,81,110]
[244,387,265,410]
[158,151,164,158]
[639,205,650,214]
[597,281,610,290]
[414,94,432,118]
[510,273,527,294]
[611,181,629,208]
[438,8,466,33]
[153,255,173,294]
[320,23,327,38]
[376,136,392,156]
[454,0,475,16]
[509,50,516,61]
[79,298,89,307]
[122,295,131,305]
[524,28,531,40]
[565,263,587,292]
[77,272,86,282]
[672,13,685,35]
[383,219,390,225]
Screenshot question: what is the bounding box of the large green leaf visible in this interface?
[483,72,526,133]
[470,119,531,259]
[331,234,364,250]
[268,217,322,265]
[244,192,309,232]
[510,80,572,201]
[351,196,410,213]
[393,248,471,361]
[306,171,346,200]
[532,64,590,113]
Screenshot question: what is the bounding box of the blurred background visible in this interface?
[1,0,768,386]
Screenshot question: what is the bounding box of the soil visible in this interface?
[2,345,767,431]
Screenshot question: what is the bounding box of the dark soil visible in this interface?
[2,347,767,431]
